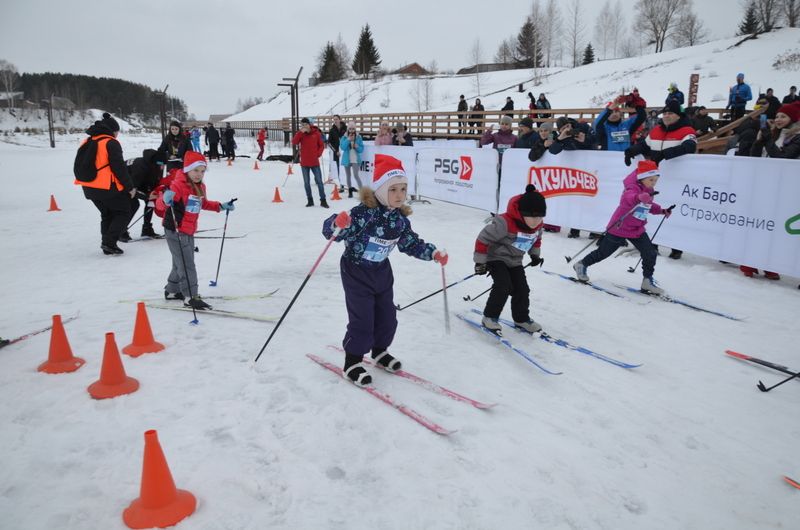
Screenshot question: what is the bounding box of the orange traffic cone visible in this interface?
[37,315,85,374]
[287,163,294,175]
[123,303,165,358]
[253,160,260,170]
[227,158,233,166]
[272,187,284,203]
[123,430,196,529]
[331,185,342,201]
[88,332,139,399]
[47,194,61,212]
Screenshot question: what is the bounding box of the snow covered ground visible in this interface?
[228,28,800,122]
[0,133,798,530]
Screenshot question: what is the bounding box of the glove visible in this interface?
[162,189,175,206]
[474,262,488,275]
[334,211,351,229]
[433,249,449,266]
[529,254,543,267]
[664,205,675,218]
[637,192,653,204]
[220,201,235,211]
[649,151,665,164]
[624,148,634,167]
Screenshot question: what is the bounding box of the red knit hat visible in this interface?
[372,154,408,207]
[637,160,660,180]
[777,102,800,123]
[183,151,207,173]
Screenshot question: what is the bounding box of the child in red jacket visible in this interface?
[157,152,234,309]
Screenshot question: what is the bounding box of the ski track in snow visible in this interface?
[0,135,797,529]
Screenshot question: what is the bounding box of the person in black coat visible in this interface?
[783,86,798,104]
[457,95,469,134]
[469,98,485,135]
[501,96,514,118]
[124,149,168,239]
[513,117,538,149]
[223,123,236,161]
[158,120,192,170]
[764,88,782,119]
[205,123,221,160]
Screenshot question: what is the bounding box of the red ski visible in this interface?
[784,476,800,490]
[1,314,79,351]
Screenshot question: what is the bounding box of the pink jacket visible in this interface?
[607,170,664,239]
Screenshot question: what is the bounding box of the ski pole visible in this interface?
[564,197,655,264]
[628,204,675,273]
[395,273,477,311]
[127,211,145,230]
[440,259,451,335]
[282,169,291,187]
[757,371,800,392]
[254,225,342,362]
[169,206,199,325]
[209,198,238,287]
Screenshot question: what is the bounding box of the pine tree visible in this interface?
[515,18,544,68]
[316,42,345,83]
[738,2,760,35]
[582,43,595,65]
[352,24,382,78]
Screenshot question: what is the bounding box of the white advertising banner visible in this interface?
[330,144,418,194]
[416,148,499,211]
[654,154,800,277]
[499,149,628,231]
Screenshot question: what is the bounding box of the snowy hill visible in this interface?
[228,28,800,121]
[0,136,798,529]
[0,108,138,134]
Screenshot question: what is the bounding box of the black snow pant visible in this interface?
[582,233,658,278]
[129,196,155,232]
[91,193,131,246]
[483,261,530,323]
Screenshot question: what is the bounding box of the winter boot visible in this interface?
[347,189,353,198]
[572,261,589,282]
[305,198,314,207]
[481,316,502,333]
[764,271,781,280]
[101,243,124,255]
[320,198,330,208]
[371,348,402,372]
[668,249,683,260]
[164,290,185,301]
[641,276,664,296]
[184,296,212,310]
[739,265,757,277]
[141,224,162,239]
[514,319,542,334]
[118,231,132,243]
[567,228,580,238]
[343,353,372,387]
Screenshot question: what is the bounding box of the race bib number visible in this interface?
[633,203,651,221]
[610,130,630,144]
[497,143,513,154]
[363,236,399,262]
[186,194,202,214]
[512,232,536,252]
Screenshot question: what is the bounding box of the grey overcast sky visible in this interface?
[1,0,739,118]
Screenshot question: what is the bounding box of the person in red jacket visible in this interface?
[291,117,328,208]
[157,151,235,309]
[256,127,267,161]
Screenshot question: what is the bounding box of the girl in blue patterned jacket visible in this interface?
[322,154,448,386]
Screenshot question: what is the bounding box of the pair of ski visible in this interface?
[541,270,742,321]
[461,308,641,374]
[138,289,280,323]
[0,314,80,351]
[308,345,497,436]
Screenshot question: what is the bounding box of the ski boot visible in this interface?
[101,243,124,255]
[372,348,402,372]
[572,261,589,282]
[343,354,372,387]
[184,296,212,310]
[515,319,542,334]
[481,316,502,333]
[641,276,664,296]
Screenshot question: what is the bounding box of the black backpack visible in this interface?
[73,136,111,183]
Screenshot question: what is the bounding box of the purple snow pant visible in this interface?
[340,256,397,357]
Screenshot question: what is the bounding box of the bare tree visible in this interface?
[494,36,516,64]
[408,78,433,112]
[619,35,639,58]
[594,0,615,59]
[610,0,625,57]
[543,0,563,66]
[634,0,688,53]
[566,0,586,67]
[782,0,799,26]
[672,10,709,46]
[753,0,780,30]
[334,33,352,77]
[470,38,484,96]
[0,59,19,108]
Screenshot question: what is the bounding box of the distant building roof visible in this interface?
[457,63,516,75]
[392,63,430,76]
[208,114,232,123]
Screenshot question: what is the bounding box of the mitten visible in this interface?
[474,262,488,275]
[220,201,235,211]
[162,189,175,206]
[334,211,351,229]
[433,249,449,266]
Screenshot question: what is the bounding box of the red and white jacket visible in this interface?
[156,170,221,235]
[631,115,697,159]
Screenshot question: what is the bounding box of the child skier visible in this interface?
[157,151,235,309]
[322,154,448,387]
[474,184,546,333]
[572,160,671,295]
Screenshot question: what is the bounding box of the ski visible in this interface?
[194,234,247,240]
[612,284,742,321]
[119,288,280,304]
[306,354,455,435]
[725,350,797,378]
[540,270,628,299]
[195,227,223,233]
[784,476,800,490]
[144,303,276,323]
[127,235,165,242]
[469,309,642,369]
[456,313,562,375]
[326,345,495,410]
[0,314,80,350]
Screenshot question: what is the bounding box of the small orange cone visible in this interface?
[227,158,233,166]
[253,160,260,170]
[88,332,139,399]
[123,303,165,358]
[123,430,196,529]
[47,194,61,212]
[272,187,284,203]
[331,185,342,201]
[37,315,85,374]
[287,163,294,175]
